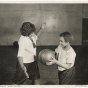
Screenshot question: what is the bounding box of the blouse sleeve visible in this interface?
[66,53,76,64]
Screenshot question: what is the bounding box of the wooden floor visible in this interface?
[0,46,88,85]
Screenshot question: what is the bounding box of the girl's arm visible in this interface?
[48,57,71,69]
[55,60,71,69]
[36,23,46,37]
[18,57,24,68]
[18,57,29,78]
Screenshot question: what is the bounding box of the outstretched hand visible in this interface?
[40,22,46,29]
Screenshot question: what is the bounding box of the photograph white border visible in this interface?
[0,0,88,88]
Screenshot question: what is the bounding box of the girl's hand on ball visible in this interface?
[49,57,57,64]
[46,57,57,65]
[46,62,53,66]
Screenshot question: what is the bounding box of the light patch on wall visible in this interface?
[44,16,59,32]
[46,16,55,27]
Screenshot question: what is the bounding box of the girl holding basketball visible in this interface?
[12,22,45,85]
[48,32,76,85]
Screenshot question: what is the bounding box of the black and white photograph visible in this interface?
[0,0,88,86]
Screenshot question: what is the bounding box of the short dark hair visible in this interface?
[20,22,36,36]
[60,32,74,43]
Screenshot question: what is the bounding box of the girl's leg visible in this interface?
[58,66,75,85]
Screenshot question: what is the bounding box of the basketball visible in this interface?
[38,49,55,65]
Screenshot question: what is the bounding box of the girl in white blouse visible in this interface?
[48,32,76,85]
[12,22,45,85]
